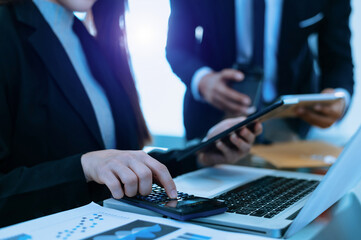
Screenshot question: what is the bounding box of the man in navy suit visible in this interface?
[166,0,354,141]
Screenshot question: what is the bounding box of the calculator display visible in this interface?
[163,199,207,208]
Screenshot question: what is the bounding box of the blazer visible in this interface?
[0,1,197,227]
[166,0,354,140]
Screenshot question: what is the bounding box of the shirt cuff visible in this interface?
[191,67,213,102]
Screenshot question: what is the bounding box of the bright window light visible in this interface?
[126,0,186,137]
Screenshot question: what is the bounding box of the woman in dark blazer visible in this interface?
[0,0,261,227]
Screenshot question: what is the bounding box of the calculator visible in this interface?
[119,185,227,221]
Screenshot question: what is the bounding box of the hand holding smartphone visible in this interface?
[229,65,264,112]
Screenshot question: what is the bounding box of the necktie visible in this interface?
[251,0,272,143]
[72,17,139,150]
[252,0,278,104]
[251,0,265,68]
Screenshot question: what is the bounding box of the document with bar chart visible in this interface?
[0,203,272,240]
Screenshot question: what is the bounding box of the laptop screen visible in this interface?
[285,125,361,237]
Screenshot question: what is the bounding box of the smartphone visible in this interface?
[229,65,264,109]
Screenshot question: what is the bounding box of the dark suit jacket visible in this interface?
[0,1,197,227]
[166,0,354,140]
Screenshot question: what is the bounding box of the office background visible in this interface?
[125,0,361,148]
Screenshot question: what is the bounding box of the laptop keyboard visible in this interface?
[213,176,319,218]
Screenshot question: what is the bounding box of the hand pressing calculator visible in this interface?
[119,185,227,221]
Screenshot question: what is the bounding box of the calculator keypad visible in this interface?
[135,185,194,204]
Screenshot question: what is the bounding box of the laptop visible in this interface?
[104,124,360,238]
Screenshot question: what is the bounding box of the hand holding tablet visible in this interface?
[197,117,262,166]
[293,89,347,128]
[176,92,346,161]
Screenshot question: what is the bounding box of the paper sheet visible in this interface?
[0,202,273,240]
[250,141,342,169]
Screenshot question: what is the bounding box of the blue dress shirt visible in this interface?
[33,0,116,149]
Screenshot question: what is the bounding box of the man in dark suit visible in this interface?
[166,0,354,141]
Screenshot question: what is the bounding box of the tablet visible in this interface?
[176,100,284,161]
[261,92,346,120]
[176,92,345,161]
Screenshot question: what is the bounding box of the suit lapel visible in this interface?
[278,0,300,58]
[13,2,104,148]
[276,0,302,94]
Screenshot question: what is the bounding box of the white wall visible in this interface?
[127,0,361,146]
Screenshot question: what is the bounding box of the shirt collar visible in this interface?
[33,0,74,34]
